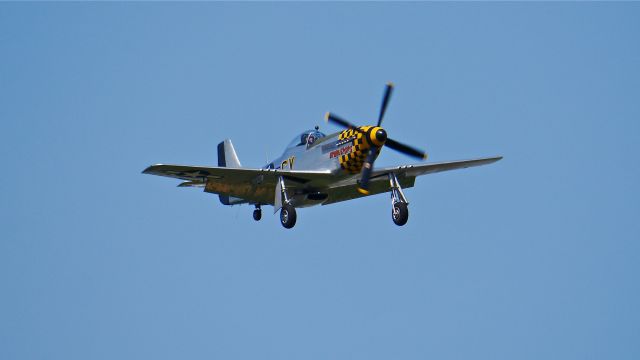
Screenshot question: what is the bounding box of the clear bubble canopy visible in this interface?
[286,129,326,148]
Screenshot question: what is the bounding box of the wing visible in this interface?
[142,164,334,205]
[144,156,502,206]
[322,156,502,205]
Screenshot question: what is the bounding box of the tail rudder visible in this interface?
[217,139,244,205]
[217,139,242,168]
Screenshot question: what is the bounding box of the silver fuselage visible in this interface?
[262,129,373,207]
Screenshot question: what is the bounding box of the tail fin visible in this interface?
[217,139,242,169]
[217,139,244,205]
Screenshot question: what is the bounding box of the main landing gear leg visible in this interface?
[277,176,297,229]
[253,205,262,221]
[389,172,409,226]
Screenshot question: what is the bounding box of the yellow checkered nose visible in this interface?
[369,127,387,147]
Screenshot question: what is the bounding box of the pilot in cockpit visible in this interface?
[306,133,316,146]
[300,133,309,146]
[287,128,325,149]
[305,127,325,148]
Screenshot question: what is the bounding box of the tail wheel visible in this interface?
[280,204,297,229]
[253,208,262,221]
[392,202,409,226]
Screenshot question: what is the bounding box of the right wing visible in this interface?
[142,164,334,205]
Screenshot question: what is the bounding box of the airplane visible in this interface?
[143,83,502,229]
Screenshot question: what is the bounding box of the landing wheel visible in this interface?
[280,204,297,229]
[392,202,409,226]
[253,207,262,221]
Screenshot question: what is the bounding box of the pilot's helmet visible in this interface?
[300,133,308,145]
[307,133,316,145]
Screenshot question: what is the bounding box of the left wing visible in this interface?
[322,156,502,205]
[142,164,334,205]
[370,156,503,179]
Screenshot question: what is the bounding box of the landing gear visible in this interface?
[280,203,297,229]
[392,202,409,226]
[276,176,297,229]
[389,172,409,226]
[253,205,262,221]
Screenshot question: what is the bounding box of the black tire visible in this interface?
[280,204,297,229]
[392,202,409,226]
[253,209,262,221]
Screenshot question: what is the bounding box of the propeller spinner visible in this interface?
[325,83,427,194]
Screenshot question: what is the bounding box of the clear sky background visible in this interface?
[1,2,639,359]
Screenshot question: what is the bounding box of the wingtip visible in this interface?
[324,112,330,122]
[142,164,163,174]
[387,81,395,88]
[422,153,429,160]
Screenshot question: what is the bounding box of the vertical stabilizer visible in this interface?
[217,139,242,169]
[217,139,244,205]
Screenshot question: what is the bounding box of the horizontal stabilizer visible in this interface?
[177,181,205,188]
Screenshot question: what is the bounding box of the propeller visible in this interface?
[325,83,427,194]
[377,82,393,126]
[325,112,356,130]
[384,138,426,160]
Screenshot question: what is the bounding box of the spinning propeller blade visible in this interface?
[325,112,357,130]
[357,149,378,195]
[377,82,393,127]
[385,138,427,160]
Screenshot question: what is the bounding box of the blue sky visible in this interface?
[1,2,639,359]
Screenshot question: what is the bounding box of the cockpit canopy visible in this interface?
[286,129,326,149]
